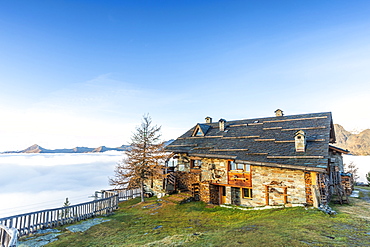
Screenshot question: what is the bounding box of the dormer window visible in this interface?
[295,130,306,152]
[192,124,211,137]
[193,125,204,136]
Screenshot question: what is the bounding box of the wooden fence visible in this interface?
[0,194,118,238]
[0,224,18,247]
[103,188,141,201]
[0,188,141,247]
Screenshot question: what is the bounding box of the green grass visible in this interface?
[43,195,370,247]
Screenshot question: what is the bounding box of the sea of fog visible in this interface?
[343,155,370,184]
[0,152,123,218]
[0,153,368,219]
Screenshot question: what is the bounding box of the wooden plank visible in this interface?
[263,116,328,123]
[267,156,324,159]
[229,124,248,127]
[284,187,288,204]
[210,148,249,151]
[222,135,260,139]
[281,126,326,131]
[248,122,263,125]
[263,127,282,130]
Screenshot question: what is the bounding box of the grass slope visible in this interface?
[45,192,370,247]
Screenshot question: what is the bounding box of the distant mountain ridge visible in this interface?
[1,144,130,154]
[1,140,175,154]
[334,124,370,155]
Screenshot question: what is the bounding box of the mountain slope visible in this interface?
[22,144,47,153]
[334,124,370,155]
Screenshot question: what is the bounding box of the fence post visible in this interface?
[0,224,18,247]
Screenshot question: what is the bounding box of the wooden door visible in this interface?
[219,186,226,204]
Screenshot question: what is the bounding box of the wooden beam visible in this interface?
[263,116,328,123]
[267,156,324,159]
[222,135,260,139]
[265,185,269,205]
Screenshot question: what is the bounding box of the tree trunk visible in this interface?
[140,180,145,202]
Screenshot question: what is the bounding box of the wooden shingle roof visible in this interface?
[165,112,336,172]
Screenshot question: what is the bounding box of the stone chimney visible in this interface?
[275,109,284,117]
[219,119,226,131]
[294,130,306,152]
[205,116,212,123]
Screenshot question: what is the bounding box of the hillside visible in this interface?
[334,124,370,155]
[23,192,370,247]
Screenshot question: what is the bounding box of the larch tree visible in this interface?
[110,114,167,202]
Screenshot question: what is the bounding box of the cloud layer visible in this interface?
[0,152,123,218]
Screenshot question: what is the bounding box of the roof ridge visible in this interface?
[199,112,332,124]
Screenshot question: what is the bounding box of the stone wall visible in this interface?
[199,158,228,184]
[241,166,307,207]
[170,154,309,208]
[176,155,228,184]
[176,171,200,191]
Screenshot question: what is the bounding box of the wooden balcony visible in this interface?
[228,171,252,187]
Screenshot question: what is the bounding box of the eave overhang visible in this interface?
[329,145,350,154]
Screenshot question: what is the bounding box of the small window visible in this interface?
[244,164,251,172]
[229,161,250,172]
[192,124,209,137]
[229,161,236,170]
[242,188,252,199]
[195,129,203,136]
[191,160,202,169]
[178,164,185,171]
[167,158,178,167]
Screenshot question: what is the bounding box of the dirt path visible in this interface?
[336,187,370,220]
[357,187,370,203]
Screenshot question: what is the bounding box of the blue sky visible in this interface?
[1,1,370,152]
